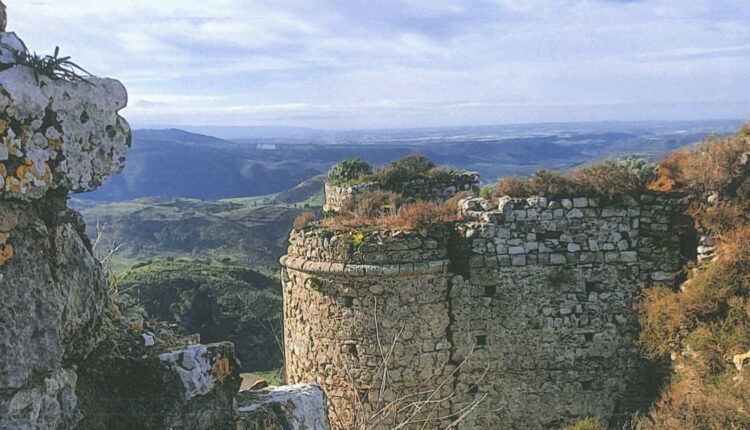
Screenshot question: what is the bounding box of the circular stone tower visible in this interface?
[281,226,456,429]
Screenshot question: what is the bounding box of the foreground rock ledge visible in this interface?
[0,17,329,429]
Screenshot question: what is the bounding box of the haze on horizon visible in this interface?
[11,0,750,130]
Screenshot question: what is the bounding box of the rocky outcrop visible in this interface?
[75,303,242,430]
[0,197,108,429]
[237,384,331,429]
[0,33,130,201]
[0,8,330,429]
[0,18,131,427]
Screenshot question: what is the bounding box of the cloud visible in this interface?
[6,0,750,128]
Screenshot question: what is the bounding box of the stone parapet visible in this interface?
[286,226,450,264]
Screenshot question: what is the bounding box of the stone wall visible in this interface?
[323,182,380,212]
[282,193,695,429]
[323,171,480,212]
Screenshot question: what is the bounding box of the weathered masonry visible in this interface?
[282,186,695,429]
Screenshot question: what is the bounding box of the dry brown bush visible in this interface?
[340,190,405,218]
[324,199,461,232]
[716,224,750,273]
[693,202,748,234]
[637,226,750,428]
[378,200,458,231]
[493,160,653,199]
[637,374,750,430]
[570,160,650,199]
[656,134,750,193]
[292,211,316,229]
[494,176,531,197]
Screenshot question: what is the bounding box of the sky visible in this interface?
[9,0,750,129]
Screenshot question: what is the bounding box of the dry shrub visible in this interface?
[716,225,750,273]
[494,176,531,197]
[341,190,404,218]
[494,171,579,198]
[292,211,316,230]
[638,256,750,361]
[694,202,748,235]
[655,134,750,193]
[637,225,750,429]
[570,160,652,200]
[324,199,460,232]
[738,121,750,137]
[493,159,653,199]
[528,170,580,197]
[637,124,750,430]
[637,374,750,430]
[378,200,458,231]
[441,190,474,217]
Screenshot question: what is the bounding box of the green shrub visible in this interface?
[390,154,435,175]
[373,154,436,192]
[305,276,323,291]
[116,260,282,371]
[561,417,605,430]
[327,158,373,185]
[480,186,493,200]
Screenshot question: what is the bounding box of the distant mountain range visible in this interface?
[78,120,742,202]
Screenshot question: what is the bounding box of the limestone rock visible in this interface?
[0,198,108,429]
[158,342,239,401]
[237,384,331,430]
[0,2,6,33]
[0,32,130,200]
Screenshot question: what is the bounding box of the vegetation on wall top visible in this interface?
[494,157,657,200]
[326,154,466,192]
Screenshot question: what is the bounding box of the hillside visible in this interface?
[76,121,739,203]
[77,197,309,272]
[116,260,282,371]
[81,129,322,201]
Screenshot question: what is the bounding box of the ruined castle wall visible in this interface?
[323,171,479,212]
[447,195,691,429]
[282,194,693,430]
[398,171,480,204]
[323,182,380,212]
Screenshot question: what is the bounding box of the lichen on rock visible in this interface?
[0,31,130,201]
[237,384,331,430]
